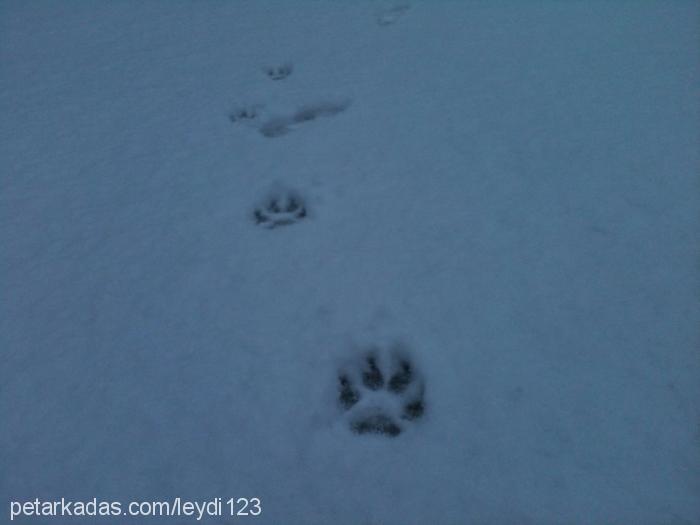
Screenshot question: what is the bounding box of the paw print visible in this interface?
[265,63,293,81]
[338,345,425,437]
[252,190,307,229]
[229,104,264,125]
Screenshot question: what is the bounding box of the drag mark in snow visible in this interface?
[258,100,352,138]
[376,4,411,26]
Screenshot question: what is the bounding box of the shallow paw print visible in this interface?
[265,63,293,81]
[229,104,264,125]
[252,190,307,229]
[337,345,425,437]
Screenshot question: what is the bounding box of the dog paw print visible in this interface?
[265,63,293,81]
[338,345,425,437]
[252,189,307,229]
[229,104,264,125]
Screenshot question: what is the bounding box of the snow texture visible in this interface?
[1,2,699,524]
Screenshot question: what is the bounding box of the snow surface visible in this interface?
[1,2,699,524]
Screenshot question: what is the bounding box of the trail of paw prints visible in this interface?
[376,3,411,26]
[252,188,307,229]
[338,344,425,437]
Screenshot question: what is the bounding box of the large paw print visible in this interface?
[252,189,307,229]
[338,345,425,437]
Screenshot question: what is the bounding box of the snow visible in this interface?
[1,2,699,524]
